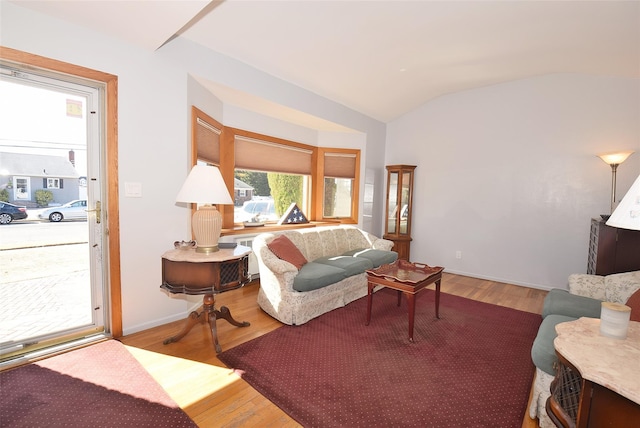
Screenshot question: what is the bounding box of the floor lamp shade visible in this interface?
[598,151,634,214]
[607,174,640,231]
[176,165,233,253]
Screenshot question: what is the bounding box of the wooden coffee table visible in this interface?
[365,260,444,342]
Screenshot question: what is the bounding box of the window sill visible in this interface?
[221,221,339,237]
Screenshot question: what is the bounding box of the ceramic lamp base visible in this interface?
[192,205,222,253]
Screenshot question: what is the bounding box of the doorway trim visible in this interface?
[0,46,123,337]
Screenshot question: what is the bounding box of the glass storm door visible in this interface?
[0,63,108,363]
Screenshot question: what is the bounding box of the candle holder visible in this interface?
[600,302,631,339]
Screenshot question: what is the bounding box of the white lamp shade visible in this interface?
[607,174,640,231]
[176,164,233,205]
[176,164,232,253]
[598,151,634,165]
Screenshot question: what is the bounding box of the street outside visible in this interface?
[0,211,91,344]
[0,209,88,279]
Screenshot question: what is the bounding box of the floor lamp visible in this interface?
[598,151,634,215]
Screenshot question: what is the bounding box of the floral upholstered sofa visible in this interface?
[253,225,397,325]
[529,270,640,428]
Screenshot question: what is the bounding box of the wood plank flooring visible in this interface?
[120,273,548,428]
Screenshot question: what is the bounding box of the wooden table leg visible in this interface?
[214,306,250,328]
[406,292,416,342]
[365,282,374,325]
[162,310,203,345]
[203,295,222,354]
[164,293,249,354]
[435,278,441,319]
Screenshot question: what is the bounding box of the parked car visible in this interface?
[236,198,279,222]
[0,202,28,224]
[39,199,88,222]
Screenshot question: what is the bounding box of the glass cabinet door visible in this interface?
[400,171,412,235]
[387,171,399,234]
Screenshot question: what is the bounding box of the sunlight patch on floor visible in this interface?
[125,345,240,408]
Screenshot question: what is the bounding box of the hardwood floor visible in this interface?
[120,273,548,427]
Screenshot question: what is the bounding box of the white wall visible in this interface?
[387,74,640,289]
[1,1,387,334]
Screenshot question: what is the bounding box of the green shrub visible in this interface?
[267,173,302,216]
[35,189,54,207]
[0,189,8,202]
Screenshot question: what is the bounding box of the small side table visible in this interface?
[365,260,444,342]
[546,317,640,427]
[160,245,252,353]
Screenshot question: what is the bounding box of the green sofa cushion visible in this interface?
[341,248,398,268]
[531,314,576,375]
[293,262,347,292]
[542,288,603,319]
[314,255,373,277]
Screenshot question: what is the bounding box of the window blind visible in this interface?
[235,135,313,175]
[324,152,357,179]
[196,117,221,165]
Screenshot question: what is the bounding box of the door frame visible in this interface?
[0,46,123,337]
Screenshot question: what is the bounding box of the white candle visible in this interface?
[600,302,631,339]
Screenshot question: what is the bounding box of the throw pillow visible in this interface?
[267,235,307,270]
[626,288,640,322]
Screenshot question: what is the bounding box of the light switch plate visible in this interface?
[125,182,142,198]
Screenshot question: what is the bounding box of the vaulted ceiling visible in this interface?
[11,0,640,123]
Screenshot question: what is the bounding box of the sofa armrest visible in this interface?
[253,234,299,275]
[366,232,394,251]
[568,273,606,300]
[604,270,640,304]
[253,234,300,299]
[259,246,299,275]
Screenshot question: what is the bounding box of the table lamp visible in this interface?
[176,164,233,253]
[606,173,640,231]
[597,151,634,215]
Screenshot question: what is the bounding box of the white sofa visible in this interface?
[529,270,640,428]
[253,225,396,325]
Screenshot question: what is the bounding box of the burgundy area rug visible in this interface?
[0,340,196,427]
[219,289,542,427]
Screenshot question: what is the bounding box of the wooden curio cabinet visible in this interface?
[384,165,416,261]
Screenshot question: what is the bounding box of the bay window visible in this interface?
[191,106,360,230]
